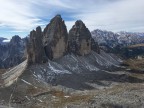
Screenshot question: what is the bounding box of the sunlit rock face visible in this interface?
[68,20,93,55]
[43,15,68,60]
[27,26,48,64]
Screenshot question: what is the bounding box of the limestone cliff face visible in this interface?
[27,26,47,64]
[26,15,100,65]
[43,15,68,60]
[68,20,92,55]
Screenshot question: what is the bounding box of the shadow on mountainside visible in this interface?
[49,70,144,90]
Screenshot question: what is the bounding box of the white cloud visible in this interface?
[67,0,144,32]
[0,0,38,31]
[2,39,10,42]
[0,0,144,38]
[0,0,72,32]
[45,0,73,9]
[65,21,75,31]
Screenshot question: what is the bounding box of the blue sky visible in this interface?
[0,0,144,39]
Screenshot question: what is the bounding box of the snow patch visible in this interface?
[48,62,71,74]
[21,79,32,86]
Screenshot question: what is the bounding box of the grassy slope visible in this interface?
[123,59,144,71]
[128,43,144,48]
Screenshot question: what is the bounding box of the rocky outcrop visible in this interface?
[27,26,48,64]
[26,15,100,64]
[10,36,21,46]
[0,15,101,68]
[26,16,100,64]
[43,15,68,60]
[68,20,92,55]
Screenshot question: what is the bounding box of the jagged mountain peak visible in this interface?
[36,26,42,32]
[49,15,63,24]
[74,20,86,28]
[53,14,62,19]
[68,20,99,55]
[26,15,100,64]
[43,15,67,44]
[0,15,99,68]
[69,20,91,40]
[0,35,26,68]
[10,35,21,44]
[43,15,68,60]
[27,26,47,64]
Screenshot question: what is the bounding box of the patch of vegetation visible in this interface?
[102,43,144,59]
[128,44,144,48]
[0,69,6,74]
[123,59,144,71]
[26,85,48,96]
[27,89,93,108]
[50,90,93,108]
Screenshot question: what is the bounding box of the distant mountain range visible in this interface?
[91,29,144,59]
[0,27,144,68]
[91,29,144,47]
